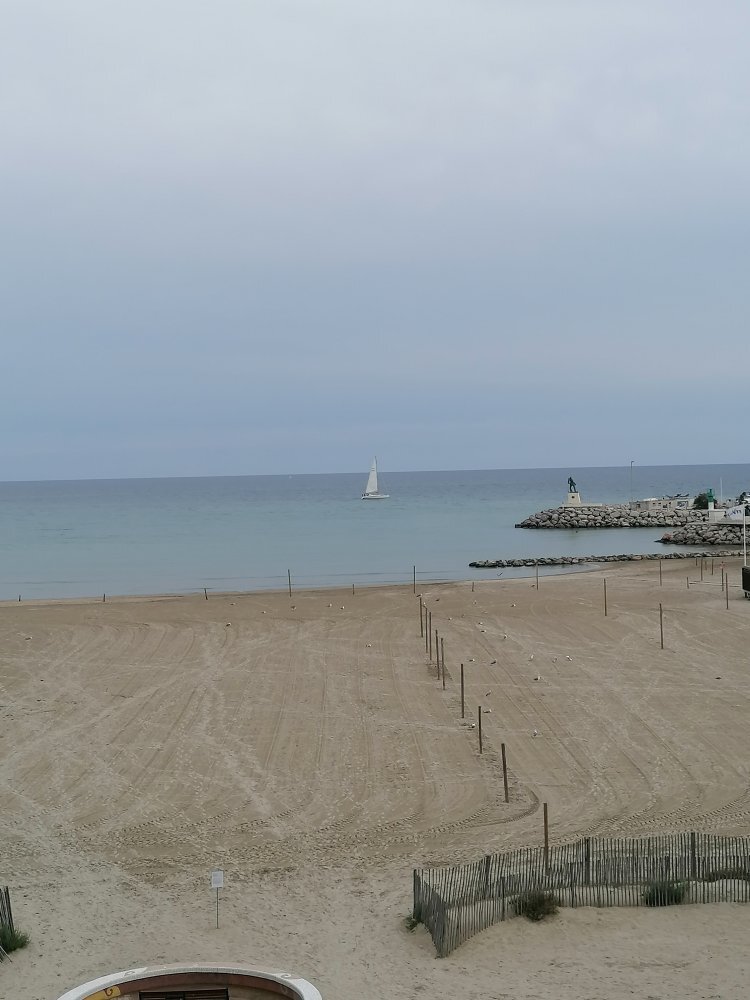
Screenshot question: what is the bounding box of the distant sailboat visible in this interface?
[361,457,389,500]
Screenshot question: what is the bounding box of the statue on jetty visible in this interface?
[568,476,577,494]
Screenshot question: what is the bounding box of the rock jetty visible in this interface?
[660,522,744,547]
[516,504,703,530]
[469,551,739,569]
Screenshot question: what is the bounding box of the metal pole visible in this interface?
[501,742,509,803]
[478,706,483,754]
[630,460,634,502]
[535,564,539,590]
[543,802,549,872]
[460,663,465,718]
[435,629,439,671]
[603,578,608,616]
[413,564,416,594]
[216,888,219,929]
[287,569,292,597]
[441,637,445,689]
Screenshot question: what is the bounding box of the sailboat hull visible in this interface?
[361,493,390,500]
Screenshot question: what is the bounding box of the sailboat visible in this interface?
[361,457,389,500]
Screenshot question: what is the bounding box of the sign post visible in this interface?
[211,869,224,928]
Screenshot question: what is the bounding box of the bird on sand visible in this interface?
[566,654,573,661]
[529,654,534,661]
[532,729,539,737]
[490,660,497,665]
[485,690,492,697]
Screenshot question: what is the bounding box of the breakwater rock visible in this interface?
[516,504,703,529]
[469,551,739,569]
[660,522,743,547]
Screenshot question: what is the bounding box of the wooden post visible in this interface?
[287,569,292,597]
[700,558,704,582]
[428,613,432,659]
[603,578,608,616]
[535,564,539,590]
[501,742,509,802]
[103,593,106,603]
[659,559,663,586]
[471,580,475,593]
[686,576,690,590]
[413,565,416,594]
[419,599,424,638]
[543,802,549,872]
[441,637,446,689]
[18,595,21,602]
[425,610,430,653]
[460,663,465,718]
[726,577,730,610]
[690,831,698,879]
[584,837,591,885]
[721,566,725,591]
[659,603,664,650]
[435,629,439,671]
[478,706,483,754]
[711,558,714,575]
[204,587,208,600]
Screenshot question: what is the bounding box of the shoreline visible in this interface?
[3,551,745,608]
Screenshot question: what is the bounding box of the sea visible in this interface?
[1,464,748,601]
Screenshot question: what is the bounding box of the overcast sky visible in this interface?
[2,2,748,480]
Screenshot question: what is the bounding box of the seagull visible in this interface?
[485,690,492,697]
[529,654,534,661]
[532,728,539,737]
[327,603,332,607]
[365,643,372,648]
[566,655,573,661]
[478,621,484,625]
[490,660,497,665]
[469,658,475,662]
[261,610,267,614]
[480,629,486,633]
[502,634,508,640]
[534,674,542,682]
[225,623,231,627]
[511,603,516,608]
[291,605,296,610]
[552,657,558,663]
[340,606,345,610]
[483,708,492,714]
[470,723,476,729]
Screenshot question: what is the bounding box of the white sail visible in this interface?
[362,456,389,499]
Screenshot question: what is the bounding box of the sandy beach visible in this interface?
[2,558,750,999]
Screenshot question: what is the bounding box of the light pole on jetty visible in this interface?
[630,460,634,503]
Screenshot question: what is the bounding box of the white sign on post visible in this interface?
[211,869,224,889]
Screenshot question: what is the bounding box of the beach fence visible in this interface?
[413,833,750,957]
[0,886,14,961]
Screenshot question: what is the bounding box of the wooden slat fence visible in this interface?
[0,886,14,961]
[413,833,750,957]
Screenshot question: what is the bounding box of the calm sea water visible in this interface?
[1,464,748,600]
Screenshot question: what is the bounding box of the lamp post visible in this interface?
[630,460,634,503]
